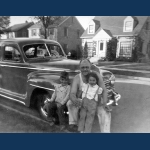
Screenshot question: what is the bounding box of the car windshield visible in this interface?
[23,43,65,59]
[46,44,65,58]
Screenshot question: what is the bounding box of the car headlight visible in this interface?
[110,74,115,84]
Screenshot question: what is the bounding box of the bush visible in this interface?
[132,36,145,62]
[68,49,83,60]
[83,42,88,58]
[106,38,117,61]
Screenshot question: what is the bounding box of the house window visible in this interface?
[22,32,26,37]
[120,41,132,57]
[77,30,80,38]
[31,29,37,36]
[87,42,93,57]
[64,27,68,37]
[49,28,54,35]
[125,21,132,32]
[63,44,68,53]
[76,45,80,50]
[89,25,94,34]
[100,42,104,51]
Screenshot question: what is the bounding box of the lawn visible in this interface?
[97,61,150,78]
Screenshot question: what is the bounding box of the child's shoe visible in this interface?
[114,93,121,102]
[107,100,114,106]
[112,102,118,106]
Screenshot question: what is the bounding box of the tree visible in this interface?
[106,38,117,61]
[0,16,10,34]
[132,36,145,62]
[34,16,63,39]
[83,42,88,58]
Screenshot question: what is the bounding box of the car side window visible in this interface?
[4,46,21,62]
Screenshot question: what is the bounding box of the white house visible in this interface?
[81,16,150,62]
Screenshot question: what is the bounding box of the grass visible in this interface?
[104,69,150,78]
[97,61,150,78]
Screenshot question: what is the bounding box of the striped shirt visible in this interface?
[103,79,115,99]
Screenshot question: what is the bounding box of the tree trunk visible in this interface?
[44,27,47,39]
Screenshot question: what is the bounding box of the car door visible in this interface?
[0,42,30,100]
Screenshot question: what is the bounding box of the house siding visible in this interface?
[15,29,29,37]
[57,17,84,54]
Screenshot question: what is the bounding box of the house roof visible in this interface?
[4,22,34,32]
[81,16,148,38]
[48,16,70,28]
[103,29,113,37]
[28,23,42,29]
[27,17,70,29]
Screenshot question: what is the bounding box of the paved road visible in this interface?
[111,78,150,133]
[0,78,149,133]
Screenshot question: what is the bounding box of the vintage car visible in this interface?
[0,38,115,121]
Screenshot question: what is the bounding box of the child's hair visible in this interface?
[87,72,99,85]
[60,71,69,81]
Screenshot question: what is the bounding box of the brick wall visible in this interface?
[57,17,84,54]
[139,16,150,62]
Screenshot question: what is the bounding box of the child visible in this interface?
[103,75,121,111]
[44,71,71,131]
[78,72,103,133]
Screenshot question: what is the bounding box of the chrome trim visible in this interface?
[30,84,55,91]
[0,94,25,105]
[0,64,71,72]
[1,89,26,100]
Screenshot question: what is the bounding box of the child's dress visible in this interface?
[78,83,103,133]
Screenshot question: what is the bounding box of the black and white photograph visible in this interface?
[0,16,149,133]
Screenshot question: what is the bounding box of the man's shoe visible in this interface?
[67,125,78,132]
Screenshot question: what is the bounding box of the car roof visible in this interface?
[0,38,59,45]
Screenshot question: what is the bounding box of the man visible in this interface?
[67,59,108,132]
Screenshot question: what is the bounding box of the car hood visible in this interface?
[29,58,80,72]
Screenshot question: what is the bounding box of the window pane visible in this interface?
[47,44,65,57]
[120,42,132,57]
[100,43,103,50]
[64,27,68,36]
[89,25,94,33]
[31,29,37,36]
[125,21,132,31]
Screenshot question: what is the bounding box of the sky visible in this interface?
[10,16,95,29]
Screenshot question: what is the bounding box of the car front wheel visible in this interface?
[36,94,51,121]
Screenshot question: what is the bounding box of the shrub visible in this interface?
[83,42,88,58]
[106,38,117,61]
[132,36,145,62]
[68,48,83,60]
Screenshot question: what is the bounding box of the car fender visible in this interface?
[25,70,61,106]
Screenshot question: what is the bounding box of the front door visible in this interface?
[98,41,106,58]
